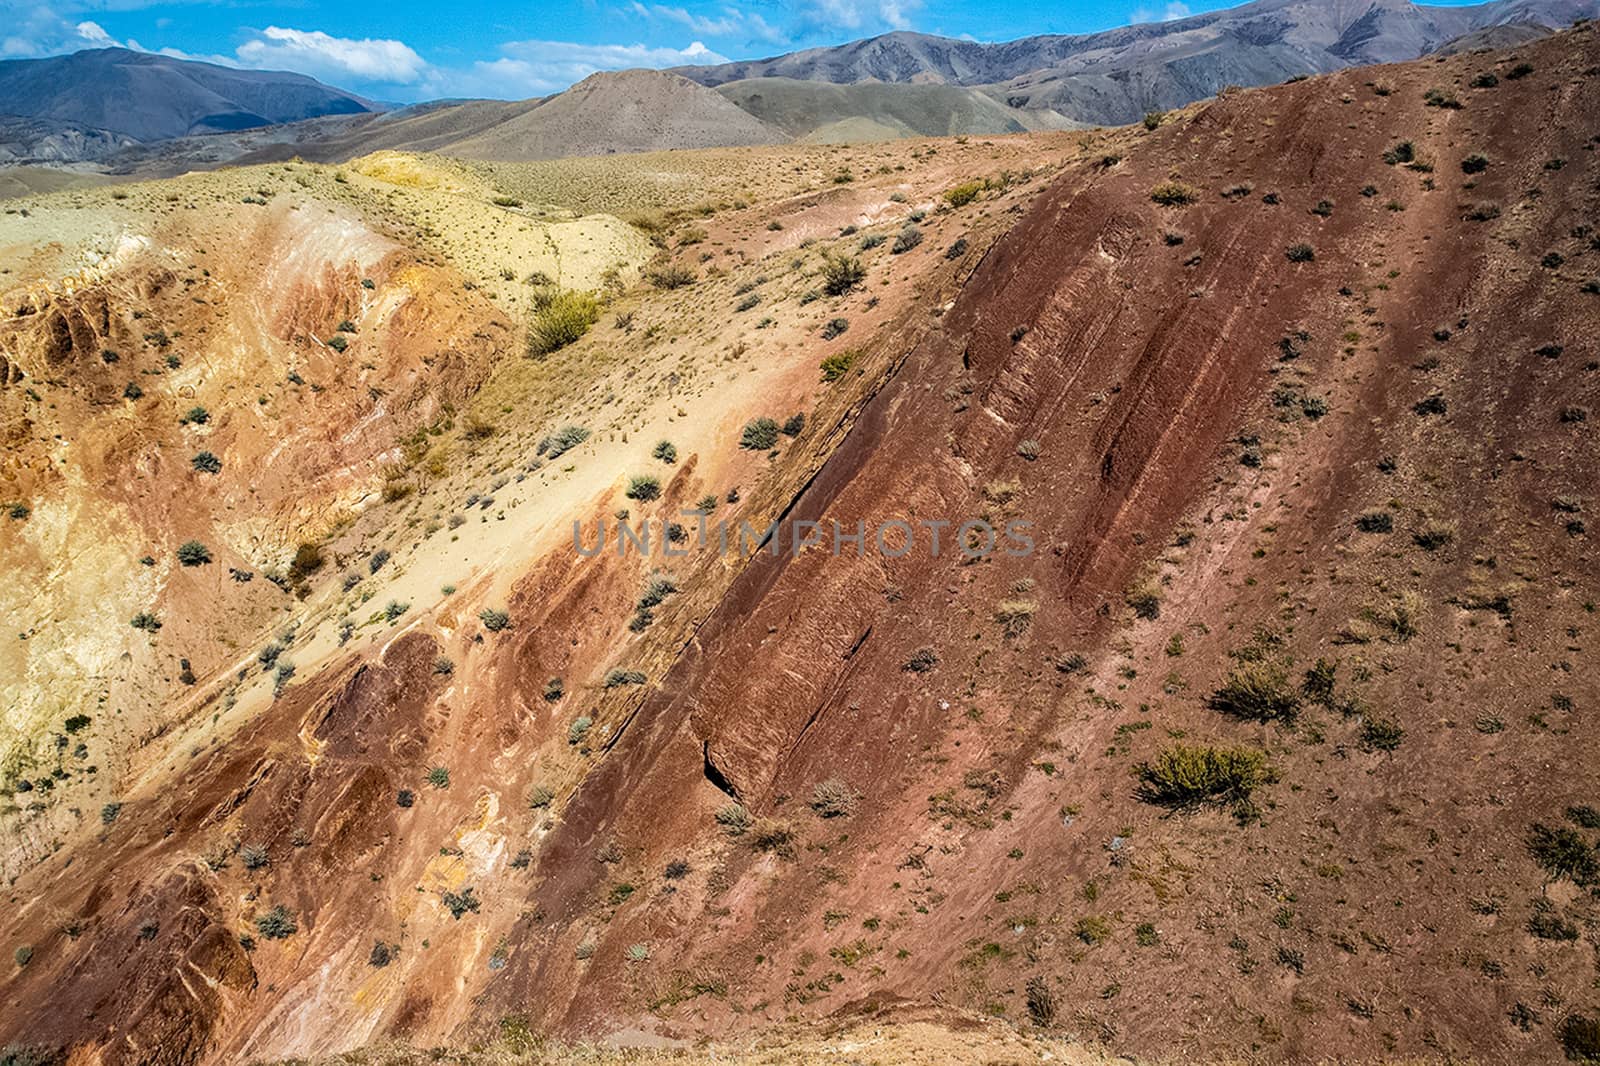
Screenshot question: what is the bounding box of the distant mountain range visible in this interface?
[676,0,1600,125]
[0,47,375,160]
[0,0,1596,174]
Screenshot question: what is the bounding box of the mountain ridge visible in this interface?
[673,0,1600,123]
[0,47,377,145]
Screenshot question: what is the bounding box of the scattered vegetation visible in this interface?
[1150,181,1200,206]
[527,290,601,356]
[740,417,781,451]
[1136,743,1276,815]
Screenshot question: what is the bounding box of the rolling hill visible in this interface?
[0,48,376,160]
[715,78,1079,141]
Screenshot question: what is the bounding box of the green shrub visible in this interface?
[326,335,348,353]
[1527,823,1599,886]
[1135,743,1276,808]
[1382,141,1415,165]
[255,905,297,940]
[427,766,450,788]
[528,290,601,356]
[716,803,751,835]
[1527,898,1579,941]
[810,778,857,818]
[441,887,481,919]
[191,451,222,474]
[1461,153,1489,174]
[748,818,795,855]
[1566,804,1600,829]
[944,180,985,208]
[1209,660,1300,722]
[637,575,677,609]
[821,318,849,340]
[625,475,661,501]
[130,612,162,632]
[652,440,678,463]
[740,417,780,451]
[1560,1013,1600,1062]
[1360,715,1405,752]
[782,413,805,437]
[994,600,1037,638]
[603,668,646,688]
[179,406,209,425]
[820,254,866,296]
[646,263,696,290]
[1355,510,1393,533]
[13,945,33,968]
[478,608,511,632]
[891,225,923,254]
[1150,181,1199,206]
[1285,243,1315,262]
[539,424,590,459]
[568,716,593,745]
[176,540,212,566]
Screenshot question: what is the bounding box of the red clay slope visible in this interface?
[490,26,1600,1063]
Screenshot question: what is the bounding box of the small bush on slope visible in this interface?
[528,290,600,357]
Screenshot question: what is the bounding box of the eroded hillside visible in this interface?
[0,130,1084,1063]
[2,24,1599,1066]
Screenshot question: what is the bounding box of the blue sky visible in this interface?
[2,0,1484,101]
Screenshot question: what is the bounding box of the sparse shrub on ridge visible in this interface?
[820,253,866,296]
[255,905,296,940]
[1136,743,1277,811]
[539,424,590,459]
[1150,180,1200,206]
[944,180,984,208]
[810,778,857,818]
[646,262,696,290]
[527,290,600,357]
[1210,659,1300,722]
[740,417,780,451]
[625,475,660,501]
[820,350,858,382]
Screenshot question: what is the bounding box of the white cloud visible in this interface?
[440,38,729,97]
[235,26,428,85]
[1129,2,1192,24]
[74,20,117,46]
[789,0,920,34]
[626,3,786,45]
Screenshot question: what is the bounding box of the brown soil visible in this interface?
[2,25,1599,1066]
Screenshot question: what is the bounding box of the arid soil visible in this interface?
[1,24,1599,1066]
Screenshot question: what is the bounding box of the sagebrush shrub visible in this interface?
[528,290,600,356]
[1136,743,1276,808]
[1210,660,1301,721]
